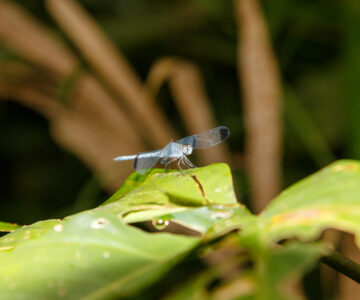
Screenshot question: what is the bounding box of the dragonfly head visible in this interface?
[182,144,193,155]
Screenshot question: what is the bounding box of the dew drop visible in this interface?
[54,224,63,232]
[91,218,109,229]
[152,218,170,230]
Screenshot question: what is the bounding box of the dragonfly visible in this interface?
[113,126,230,174]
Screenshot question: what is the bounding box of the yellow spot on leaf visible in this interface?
[271,209,323,226]
[333,163,359,172]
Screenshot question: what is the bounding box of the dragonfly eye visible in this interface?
[183,145,192,155]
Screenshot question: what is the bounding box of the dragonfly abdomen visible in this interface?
[113,155,137,161]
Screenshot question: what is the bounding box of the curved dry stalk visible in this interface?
[74,75,143,150]
[145,57,231,165]
[234,0,282,213]
[45,0,176,148]
[0,0,75,74]
[0,0,144,150]
[0,0,146,188]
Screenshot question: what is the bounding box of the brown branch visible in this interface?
[45,0,176,148]
[0,0,144,153]
[0,0,75,74]
[322,250,360,285]
[338,233,360,298]
[0,1,146,190]
[145,57,231,165]
[234,0,282,213]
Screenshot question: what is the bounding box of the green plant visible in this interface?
[1,160,360,299]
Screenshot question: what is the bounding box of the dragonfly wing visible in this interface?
[133,150,161,174]
[175,126,230,149]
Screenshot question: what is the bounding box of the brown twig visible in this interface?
[234,0,282,213]
[0,1,147,190]
[0,1,143,153]
[45,0,175,148]
[0,0,75,73]
[337,233,360,298]
[322,249,360,285]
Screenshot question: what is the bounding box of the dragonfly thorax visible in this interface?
[182,144,193,155]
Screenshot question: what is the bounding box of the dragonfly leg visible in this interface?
[162,157,178,173]
[177,157,183,170]
[183,156,196,168]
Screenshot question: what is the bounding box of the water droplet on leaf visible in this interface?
[91,218,109,229]
[152,218,170,230]
[54,224,63,232]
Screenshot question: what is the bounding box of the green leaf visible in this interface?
[205,205,257,241]
[0,221,20,232]
[261,160,360,245]
[104,163,237,206]
[0,211,198,299]
[0,164,242,299]
[100,163,245,234]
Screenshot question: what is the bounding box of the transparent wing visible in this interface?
[175,126,230,149]
[133,150,161,174]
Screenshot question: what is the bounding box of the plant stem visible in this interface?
[321,250,360,284]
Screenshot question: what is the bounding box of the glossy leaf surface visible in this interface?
[0,211,198,299]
